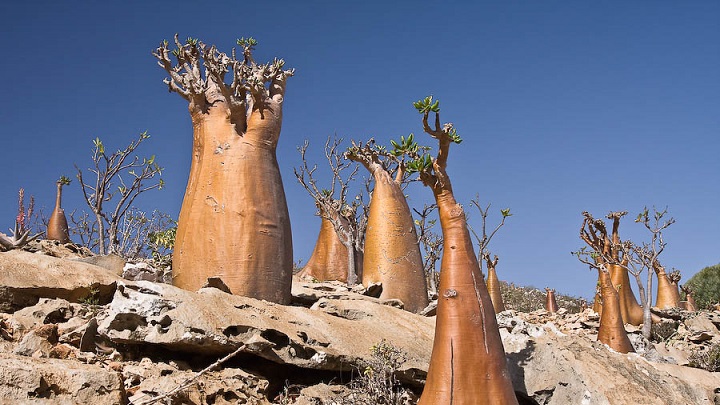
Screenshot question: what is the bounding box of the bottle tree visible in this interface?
[483,253,506,313]
[154,36,294,303]
[410,96,518,404]
[577,211,635,353]
[47,176,71,243]
[295,137,368,284]
[345,137,428,313]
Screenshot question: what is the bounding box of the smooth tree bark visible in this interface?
[297,206,352,283]
[346,139,428,313]
[413,97,518,404]
[294,138,368,285]
[47,177,71,243]
[654,264,681,309]
[154,36,294,303]
[585,211,644,325]
[596,268,636,353]
[545,288,559,313]
[578,212,635,353]
[484,253,506,313]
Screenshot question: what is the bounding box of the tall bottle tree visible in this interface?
[154,36,294,303]
[411,97,518,404]
[346,138,429,313]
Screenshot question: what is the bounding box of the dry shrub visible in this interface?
[688,342,720,372]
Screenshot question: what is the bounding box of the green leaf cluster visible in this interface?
[237,37,258,48]
[406,154,433,174]
[389,133,418,157]
[413,96,440,114]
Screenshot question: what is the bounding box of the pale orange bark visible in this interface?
[298,213,350,283]
[417,100,517,404]
[172,105,293,303]
[486,265,505,313]
[363,169,428,313]
[47,182,70,243]
[608,263,645,325]
[654,266,680,309]
[418,190,518,404]
[158,38,294,304]
[597,269,635,353]
[545,288,559,313]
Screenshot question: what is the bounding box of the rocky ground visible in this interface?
[0,241,719,404]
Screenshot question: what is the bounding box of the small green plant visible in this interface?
[80,287,100,306]
[148,224,176,270]
[688,342,720,372]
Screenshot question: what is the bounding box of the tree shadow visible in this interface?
[507,339,544,405]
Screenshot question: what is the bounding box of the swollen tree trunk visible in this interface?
[415,98,517,404]
[654,265,680,309]
[47,182,71,243]
[346,146,428,313]
[155,37,294,303]
[485,258,505,313]
[608,263,645,325]
[298,212,350,283]
[597,269,635,353]
[545,288,559,313]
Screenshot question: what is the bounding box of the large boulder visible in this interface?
[503,323,720,405]
[0,250,119,312]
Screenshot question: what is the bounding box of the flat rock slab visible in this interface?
[0,352,125,404]
[97,281,434,385]
[0,250,120,312]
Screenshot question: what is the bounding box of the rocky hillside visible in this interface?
[0,242,718,404]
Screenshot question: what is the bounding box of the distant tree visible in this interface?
[412,204,442,296]
[294,137,368,284]
[46,176,71,243]
[685,264,720,310]
[346,137,428,313]
[483,252,505,313]
[468,197,512,313]
[575,211,635,353]
[75,132,164,256]
[411,96,518,404]
[154,35,294,303]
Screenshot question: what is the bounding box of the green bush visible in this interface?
[685,263,720,310]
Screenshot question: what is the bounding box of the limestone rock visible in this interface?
[96,280,434,386]
[504,332,718,404]
[0,250,119,313]
[0,352,125,403]
[75,254,126,276]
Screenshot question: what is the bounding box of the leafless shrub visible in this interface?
[334,340,415,405]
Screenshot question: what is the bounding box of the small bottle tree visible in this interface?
[47,176,72,243]
[294,137,368,284]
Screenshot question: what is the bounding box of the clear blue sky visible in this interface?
[2,1,718,299]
